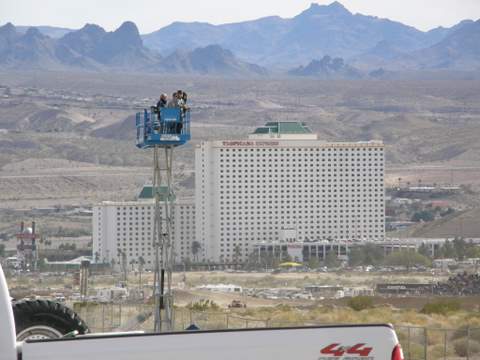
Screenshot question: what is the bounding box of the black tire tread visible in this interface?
[12,299,89,335]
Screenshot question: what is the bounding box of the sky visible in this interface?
[1,0,480,33]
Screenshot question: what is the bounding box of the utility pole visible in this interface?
[80,260,89,301]
[117,249,127,285]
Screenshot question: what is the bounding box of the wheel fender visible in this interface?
[0,265,16,360]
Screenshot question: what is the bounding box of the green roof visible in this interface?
[138,186,175,201]
[253,127,271,134]
[254,122,312,135]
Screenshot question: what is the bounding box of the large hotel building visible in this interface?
[196,122,385,263]
[93,122,385,266]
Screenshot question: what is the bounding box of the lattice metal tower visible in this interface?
[135,107,190,332]
[16,221,37,272]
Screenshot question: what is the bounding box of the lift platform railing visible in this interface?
[136,108,190,148]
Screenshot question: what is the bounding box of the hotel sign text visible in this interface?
[222,141,279,147]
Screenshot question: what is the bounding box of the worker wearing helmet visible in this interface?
[154,94,168,133]
[157,93,167,109]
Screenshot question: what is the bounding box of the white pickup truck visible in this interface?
[0,265,404,360]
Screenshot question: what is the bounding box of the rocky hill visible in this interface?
[92,115,135,141]
[16,25,74,38]
[412,20,480,70]
[353,20,480,71]
[289,56,362,79]
[163,45,267,76]
[0,23,265,76]
[58,22,158,70]
[403,209,480,239]
[0,25,59,69]
[0,22,154,70]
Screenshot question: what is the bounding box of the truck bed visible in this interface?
[22,324,399,360]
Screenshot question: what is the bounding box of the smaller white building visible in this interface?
[195,284,243,293]
[92,190,195,270]
[96,287,129,302]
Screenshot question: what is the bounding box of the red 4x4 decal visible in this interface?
[321,344,345,357]
[348,343,373,356]
[320,343,373,357]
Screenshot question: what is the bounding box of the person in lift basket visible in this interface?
[152,93,168,133]
[151,91,188,136]
[175,90,189,134]
[166,90,189,134]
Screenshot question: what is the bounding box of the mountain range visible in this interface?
[0,22,265,76]
[142,2,479,70]
[1,2,480,76]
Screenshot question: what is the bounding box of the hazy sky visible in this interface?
[1,0,479,33]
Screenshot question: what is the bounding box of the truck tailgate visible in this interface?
[22,325,399,360]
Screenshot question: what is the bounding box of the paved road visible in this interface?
[0,171,151,179]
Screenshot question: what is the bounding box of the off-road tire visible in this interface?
[13,299,89,340]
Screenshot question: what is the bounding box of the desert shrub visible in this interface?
[187,299,219,311]
[420,300,461,315]
[383,250,431,268]
[454,339,480,357]
[428,344,454,359]
[404,343,425,360]
[452,325,480,343]
[347,296,374,311]
[240,309,256,317]
[274,304,292,312]
[396,329,408,345]
[472,328,480,343]
[452,325,470,340]
[45,226,91,237]
[269,309,305,327]
[411,210,435,222]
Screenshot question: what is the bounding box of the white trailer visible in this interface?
[0,265,404,360]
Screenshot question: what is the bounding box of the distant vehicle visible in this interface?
[0,264,404,360]
[228,300,247,308]
[4,257,20,269]
[53,295,66,303]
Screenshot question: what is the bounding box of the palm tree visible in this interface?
[232,245,242,269]
[117,249,127,283]
[138,256,145,270]
[138,256,145,300]
[110,259,116,275]
[191,241,201,263]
